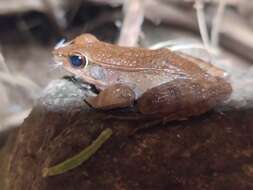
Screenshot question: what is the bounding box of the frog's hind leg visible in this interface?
[137,78,231,120]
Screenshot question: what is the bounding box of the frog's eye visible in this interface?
[69,54,88,68]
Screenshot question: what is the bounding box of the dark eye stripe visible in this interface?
[69,55,87,68]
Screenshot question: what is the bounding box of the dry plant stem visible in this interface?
[0,51,10,73]
[194,0,210,50]
[211,0,227,48]
[42,128,113,177]
[118,0,144,46]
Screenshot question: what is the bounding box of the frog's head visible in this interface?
[53,34,108,89]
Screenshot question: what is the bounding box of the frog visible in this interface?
[52,34,232,118]
[42,33,232,177]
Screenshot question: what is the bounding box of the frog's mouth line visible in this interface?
[80,74,107,90]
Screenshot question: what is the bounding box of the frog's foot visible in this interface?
[85,84,135,110]
[42,128,113,177]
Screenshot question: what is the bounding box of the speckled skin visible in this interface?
[53,34,232,118]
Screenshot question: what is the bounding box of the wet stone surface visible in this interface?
[6,78,253,190]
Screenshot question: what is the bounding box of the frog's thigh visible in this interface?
[137,79,229,118]
[86,84,135,110]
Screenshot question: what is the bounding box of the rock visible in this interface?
[6,78,253,190]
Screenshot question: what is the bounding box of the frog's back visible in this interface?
[80,38,223,79]
[83,40,172,70]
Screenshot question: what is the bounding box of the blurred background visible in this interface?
[0,0,253,141]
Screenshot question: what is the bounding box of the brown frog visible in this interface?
[53,33,232,120]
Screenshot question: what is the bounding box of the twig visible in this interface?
[42,128,113,177]
[118,0,144,46]
[194,0,210,50]
[0,51,10,74]
[211,0,227,48]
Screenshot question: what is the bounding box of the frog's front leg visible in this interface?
[86,84,135,110]
[137,78,231,120]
